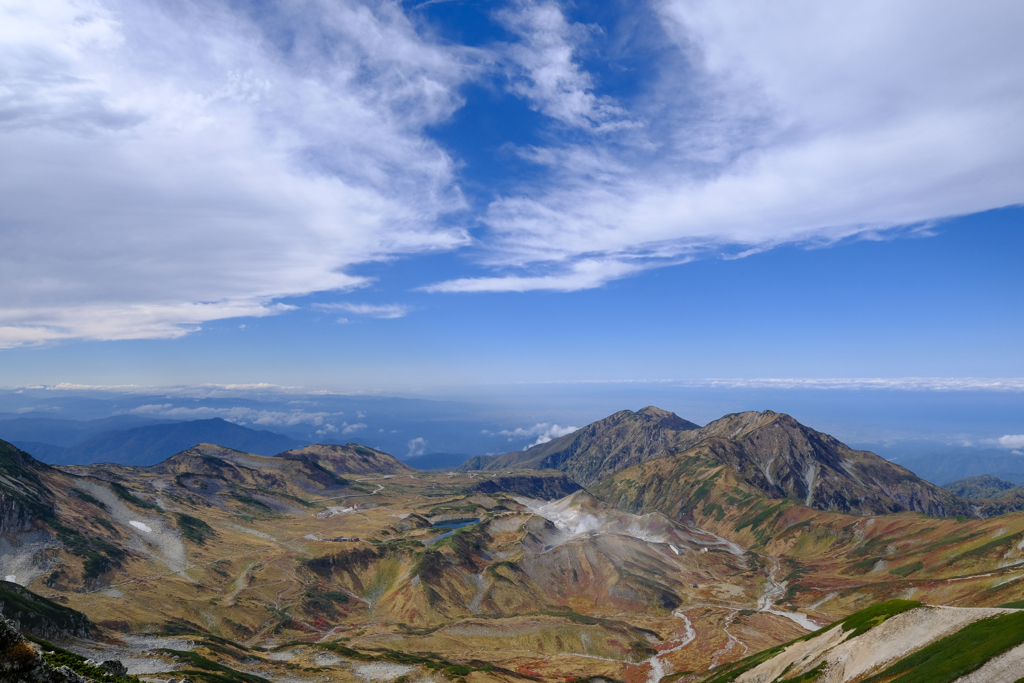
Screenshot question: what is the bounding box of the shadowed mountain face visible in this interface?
[0,440,54,537]
[458,406,700,486]
[277,443,414,475]
[592,410,972,517]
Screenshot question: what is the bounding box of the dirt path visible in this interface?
[310,484,384,503]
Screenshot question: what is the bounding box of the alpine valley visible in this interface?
[3,407,1024,683]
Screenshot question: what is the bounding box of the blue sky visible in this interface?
[1,1,1022,404]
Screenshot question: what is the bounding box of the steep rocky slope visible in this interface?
[675,410,969,516]
[0,440,50,537]
[459,406,699,486]
[0,580,94,641]
[691,600,1024,683]
[471,407,969,517]
[277,442,414,474]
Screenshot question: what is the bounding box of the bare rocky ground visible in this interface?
[65,636,197,676]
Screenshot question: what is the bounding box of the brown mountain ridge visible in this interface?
[458,406,700,486]
[463,406,971,517]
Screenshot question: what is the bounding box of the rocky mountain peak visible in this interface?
[635,406,700,431]
[459,406,702,486]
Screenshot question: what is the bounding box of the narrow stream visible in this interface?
[644,611,696,683]
[760,556,822,631]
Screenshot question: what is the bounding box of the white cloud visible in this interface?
[342,422,367,434]
[429,0,1024,292]
[316,423,338,436]
[314,303,412,319]
[497,0,635,132]
[421,258,659,293]
[496,422,578,447]
[407,437,427,456]
[22,377,1024,396]
[1013,450,1023,456]
[0,0,476,346]
[127,403,338,427]
[671,378,1024,392]
[997,435,1024,450]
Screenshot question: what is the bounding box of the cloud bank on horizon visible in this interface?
[1,0,1022,345]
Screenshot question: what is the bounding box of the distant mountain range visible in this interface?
[861,442,1024,486]
[5,417,309,466]
[0,415,480,471]
[0,414,180,446]
[943,474,1024,517]
[463,406,970,516]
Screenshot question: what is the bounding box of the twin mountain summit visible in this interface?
[2,407,1024,682]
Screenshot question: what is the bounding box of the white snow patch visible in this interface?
[3,575,15,582]
[129,521,152,533]
[353,662,414,681]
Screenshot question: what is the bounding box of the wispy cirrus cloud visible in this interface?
[313,303,413,319]
[0,0,476,347]
[421,258,659,293]
[428,0,1024,292]
[671,378,1024,392]
[3,0,1022,336]
[496,0,636,132]
[19,377,1024,395]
